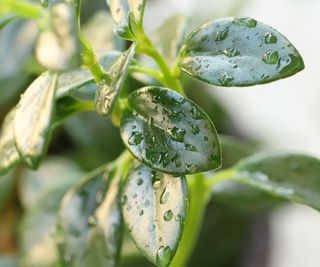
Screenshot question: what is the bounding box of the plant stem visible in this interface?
[128,65,163,82]
[170,173,212,267]
[137,34,184,95]
[1,0,42,19]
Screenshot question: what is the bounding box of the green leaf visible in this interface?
[0,13,16,30]
[0,108,20,175]
[35,3,81,71]
[57,165,123,267]
[230,152,320,210]
[121,163,188,267]
[120,86,221,175]
[14,72,58,169]
[95,44,136,116]
[179,16,304,86]
[107,0,146,39]
[153,15,187,68]
[55,51,121,99]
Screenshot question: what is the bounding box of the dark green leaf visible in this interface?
[58,165,122,267]
[0,13,16,30]
[179,16,304,86]
[230,152,320,210]
[35,3,81,70]
[121,86,221,175]
[107,0,146,39]
[55,51,121,99]
[14,72,58,169]
[153,15,187,68]
[121,163,188,267]
[0,108,20,175]
[95,44,136,116]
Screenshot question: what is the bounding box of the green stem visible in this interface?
[170,173,212,267]
[128,65,163,82]
[206,168,236,188]
[137,34,184,95]
[1,0,42,19]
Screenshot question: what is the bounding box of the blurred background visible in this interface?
[1,0,319,267]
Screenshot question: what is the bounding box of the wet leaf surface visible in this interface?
[14,72,57,169]
[121,163,188,267]
[95,44,135,116]
[121,86,221,175]
[58,165,122,267]
[179,16,304,86]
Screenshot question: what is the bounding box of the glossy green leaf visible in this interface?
[55,51,121,99]
[35,3,81,70]
[121,163,188,267]
[121,86,221,175]
[153,15,187,68]
[229,152,320,210]
[58,165,122,267]
[0,13,16,30]
[0,108,20,175]
[179,16,304,86]
[14,72,58,169]
[107,0,146,39]
[95,44,136,116]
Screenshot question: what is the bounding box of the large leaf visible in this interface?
[0,108,20,175]
[95,44,136,116]
[14,72,58,169]
[120,86,221,175]
[179,16,304,86]
[121,163,188,267]
[55,51,121,99]
[228,152,320,210]
[35,3,81,70]
[107,0,146,39]
[58,165,122,267]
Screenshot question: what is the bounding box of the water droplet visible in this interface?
[163,210,174,221]
[190,124,200,135]
[156,246,172,267]
[262,50,279,64]
[170,154,182,168]
[137,178,143,186]
[160,188,170,204]
[223,48,241,57]
[167,127,186,142]
[191,107,204,120]
[215,26,230,41]
[139,209,144,216]
[233,17,257,28]
[121,195,128,205]
[148,223,156,232]
[128,132,143,146]
[263,32,277,44]
[277,54,303,74]
[185,144,198,152]
[153,95,161,103]
[87,215,97,226]
[143,199,150,208]
[218,73,234,86]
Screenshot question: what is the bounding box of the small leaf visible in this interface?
[0,108,20,175]
[153,15,187,68]
[58,165,123,267]
[35,3,81,70]
[121,163,188,267]
[179,16,304,86]
[14,72,58,169]
[55,51,121,99]
[231,152,320,210]
[107,0,146,39]
[120,86,221,175]
[95,44,136,116]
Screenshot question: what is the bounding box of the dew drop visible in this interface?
[191,107,204,120]
[156,246,172,267]
[218,73,234,86]
[167,127,186,142]
[262,50,279,64]
[139,209,144,216]
[137,178,143,186]
[128,132,143,146]
[223,48,241,57]
[121,195,127,206]
[160,188,170,204]
[215,26,230,41]
[263,32,278,44]
[163,210,174,221]
[185,144,198,152]
[233,17,257,28]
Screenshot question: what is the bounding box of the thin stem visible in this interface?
[137,34,184,95]
[128,65,163,82]
[170,173,212,267]
[206,168,236,188]
[1,0,42,19]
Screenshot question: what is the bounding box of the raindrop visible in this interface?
[218,73,234,86]
[190,124,200,135]
[191,107,204,120]
[263,32,277,44]
[137,178,143,186]
[185,144,198,152]
[262,50,279,64]
[121,195,128,205]
[139,209,144,216]
[167,127,186,142]
[148,223,156,232]
[215,26,230,41]
[160,188,170,204]
[163,210,174,221]
[128,132,143,146]
[223,48,241,57]
[233,17,257,28]
[156,246,173,267]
